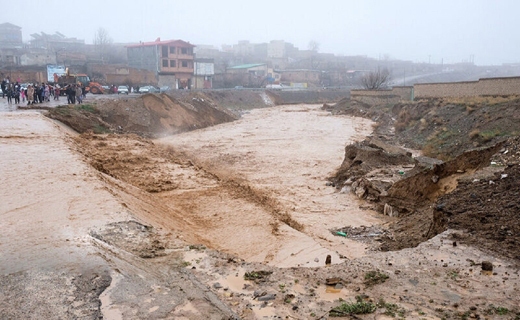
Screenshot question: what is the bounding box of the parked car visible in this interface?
[159,86,170,93]
[265,84,285,90]
[139,85,159,93]
[117,85,129,94]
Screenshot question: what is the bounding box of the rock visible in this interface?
[334,283,344,289]
[354,186,366,198]
[213,282,223,289]
[325,255,331,266]
[481,261,493,271]
[431,175,439,183]
[325,277,341,285]
[257,294,276,301]
[314,258,319,263]
[383,203,394,217]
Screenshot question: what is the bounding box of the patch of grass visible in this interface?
[244,270,272,281]
[485,304,509,315]
[444,95,518,106]
[377,298,405,317]
[93,124,110,134]
[329,300,376,317]
[53,105,72,115]
[479,129,505,142]
[188,244,206,250]
[284,293,295,304]
[74,103,97,113]
[447,271,459,280]
[364,270,389,286]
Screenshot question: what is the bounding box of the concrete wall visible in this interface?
[352,76,520,105]
[414,76,520,98]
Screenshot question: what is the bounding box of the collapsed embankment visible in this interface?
[327,96,520,261]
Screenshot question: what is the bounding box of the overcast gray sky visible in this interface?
[4,0,519,65]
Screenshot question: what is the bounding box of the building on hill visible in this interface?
[127,38,195,89]
[0,23,22,48]
[29,32,85,52]
[215,63,268,88]
[193,58,214,89]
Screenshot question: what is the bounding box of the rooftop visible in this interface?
[127,38,195,48]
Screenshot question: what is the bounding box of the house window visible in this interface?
[161,46,168,57]
[162,59,168,68]
[170,46,176,54]
[181,48,188,55]
[170,60,176,67]
[181,60,188,68]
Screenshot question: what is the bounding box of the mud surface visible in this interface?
[2,94,520,319]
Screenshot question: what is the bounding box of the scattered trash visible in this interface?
[398,170,405,175]
[501,174,508,179]
[335,231,347,237]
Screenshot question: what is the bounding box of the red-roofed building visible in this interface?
[127,38,195,89]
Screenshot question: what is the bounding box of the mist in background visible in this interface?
[5,0,519,65]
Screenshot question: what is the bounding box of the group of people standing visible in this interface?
[1,77,86,105]
[64,84,85,104]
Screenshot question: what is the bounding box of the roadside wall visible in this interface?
[414,76,520,98]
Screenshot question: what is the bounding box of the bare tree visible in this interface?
[308,40,320,69]
[361,68,391,90]
[93,28,113,63]
[308,40,320,52]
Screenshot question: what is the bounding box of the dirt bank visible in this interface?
[46,92,238,137]
[327,96,520,264]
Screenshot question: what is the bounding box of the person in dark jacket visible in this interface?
[1,79,6,98]
[6,84,13,104]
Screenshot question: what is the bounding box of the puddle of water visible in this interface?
[182,249,211,269]
[99,272,124,320]
[316,285,348,302]
[253,305,276,318]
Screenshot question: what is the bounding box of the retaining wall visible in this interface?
[414,76,520,98]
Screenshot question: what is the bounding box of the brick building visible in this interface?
[127,38,195,89]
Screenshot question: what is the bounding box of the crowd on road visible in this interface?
[1,77,86,106]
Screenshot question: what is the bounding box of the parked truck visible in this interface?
[54,71,104,95]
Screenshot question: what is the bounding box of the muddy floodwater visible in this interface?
[158,104,381,267]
